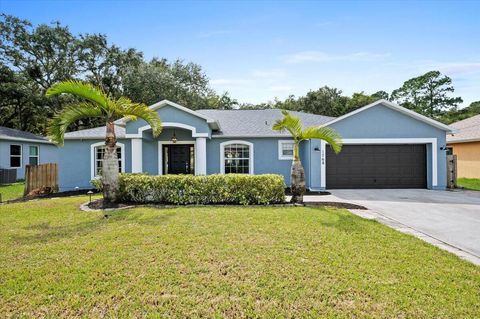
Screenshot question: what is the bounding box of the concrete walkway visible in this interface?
[303,189,480,266]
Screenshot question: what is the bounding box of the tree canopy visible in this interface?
[0,13,476,133]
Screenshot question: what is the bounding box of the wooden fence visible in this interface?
[24,163,59,196]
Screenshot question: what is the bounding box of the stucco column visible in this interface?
[131,138,143,173]
[195,137,207,175]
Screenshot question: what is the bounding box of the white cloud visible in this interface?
[282,50,391,64]
[424,62,480,75]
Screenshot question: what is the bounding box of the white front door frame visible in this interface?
[158,141,196,175]
[320,138,438,188]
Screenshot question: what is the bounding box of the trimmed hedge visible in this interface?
[92,173,286,205]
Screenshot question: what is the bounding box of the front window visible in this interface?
[29,146,39,165]
[278,140,295,160]
[10,144,22,168]
[222,142,253,174]
[94,146,122,177]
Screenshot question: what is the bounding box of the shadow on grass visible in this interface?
[307,207,374,233]
[14,209,176,244]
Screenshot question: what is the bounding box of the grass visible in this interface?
[0,196,478,318]
[0,182,24,202]
[457,178,480,191]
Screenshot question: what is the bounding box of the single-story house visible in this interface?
[447,114,480,178]
[57,99,453,191]
[0,126,58,181]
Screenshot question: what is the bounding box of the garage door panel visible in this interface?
[326,144,426,189]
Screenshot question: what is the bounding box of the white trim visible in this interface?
[220,140,254,174]
[9,144,22,168]
[125,122,209,138]
[278,140,295,160]
[90,141,125,180]
[329,138,438,186]
[28,145,40,166]
[157,140,195,175]
[320,140,326,188]
[447,138,480,144]
[195,137,207,175]
[0,136,52,144]
[131,138,143,173]
[322,99,454,133]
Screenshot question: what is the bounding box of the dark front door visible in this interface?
[164,144,194,174]
[326,144,427,189]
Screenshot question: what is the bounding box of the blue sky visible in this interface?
[1,0,479,107]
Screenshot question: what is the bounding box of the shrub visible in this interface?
[94,173,286,205]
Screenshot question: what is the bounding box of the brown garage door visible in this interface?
[326,144,427,189]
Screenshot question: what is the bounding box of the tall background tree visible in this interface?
[0,14,474,134]
[391,71,463,118]
[0,14,233,135]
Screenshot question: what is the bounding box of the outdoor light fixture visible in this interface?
[171,130,177,144]
[314,147,320,151]
[87,190,93,204]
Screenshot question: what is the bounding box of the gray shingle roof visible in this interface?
[63,109,334,139]
[197,109,334,137]
[0,126,50,142]
[64,126,125,139]
[447,114,480,143]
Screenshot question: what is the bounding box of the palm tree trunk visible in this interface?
[290,142,305,203]
[102,120,119,204]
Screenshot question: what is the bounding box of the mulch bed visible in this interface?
[2,189,99,204]
[85,198,367,211]
[87,198,134,210]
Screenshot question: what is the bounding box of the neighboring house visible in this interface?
[57,99,453,191]
[447,114,480,178]
[0,126,58,180]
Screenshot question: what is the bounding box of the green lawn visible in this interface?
[457,178,480,191]
[0,182,24,202]
[0,197,478,318]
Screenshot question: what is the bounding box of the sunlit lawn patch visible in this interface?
[0,196,478,318]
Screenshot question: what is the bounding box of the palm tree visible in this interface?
[46,80,162,204]
[273,110,342,203]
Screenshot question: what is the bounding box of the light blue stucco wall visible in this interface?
[126,104,211,136]
[0,140,58,180]
[57,139,131,191]
[57,102,448,191]
[307,104,447,190]
[205,137,297,186]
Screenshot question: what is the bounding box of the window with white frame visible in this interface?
[10,144,22,168]
[29,145,39,165]
[278,140,295,160]
[221,142,253,174]
[94,146,123,177]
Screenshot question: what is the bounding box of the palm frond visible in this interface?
[272,110,303,138]
[301,126,343,154]
[46,80,111,111]
[116,98,163,137]
[48,102,104,146]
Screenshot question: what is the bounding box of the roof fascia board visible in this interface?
[0,136,52,144]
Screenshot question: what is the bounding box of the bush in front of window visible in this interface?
[92,173,286,205]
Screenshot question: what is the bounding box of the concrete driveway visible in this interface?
[305,189,480,264]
